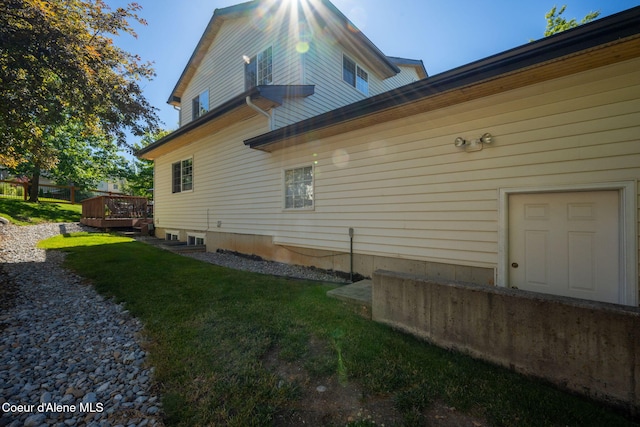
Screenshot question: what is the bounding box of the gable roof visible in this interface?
[168,0,401,106]
[139,85,314,159]
[141,6,640,160]
[244,6,640,152]
[387,56,428,79]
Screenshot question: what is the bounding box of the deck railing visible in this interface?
[81,195,149,220]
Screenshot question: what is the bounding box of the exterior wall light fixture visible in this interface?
[454,133,493,152]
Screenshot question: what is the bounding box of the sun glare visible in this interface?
[246,0,326,57]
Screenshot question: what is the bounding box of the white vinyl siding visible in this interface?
[180,16,300,127]
[377,65,423,91]
[272,33,419,128]
[178,11,421,129]
[155,57,640,283]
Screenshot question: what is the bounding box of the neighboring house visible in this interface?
[29,176,124,194]
[138,2,640,307]
[95,179,125,194]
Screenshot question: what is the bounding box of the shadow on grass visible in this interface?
[43,236,640,427]
[0,198,81,224]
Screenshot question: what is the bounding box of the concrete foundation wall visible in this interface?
[372,269,640,413]
[154,227,494,284]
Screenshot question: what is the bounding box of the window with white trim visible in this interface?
[284,166,313,209]
[342,54,368,94]
[172,158,193,193]
[191,89,209,120]
[245,46,273,90]
[187,233,205,246]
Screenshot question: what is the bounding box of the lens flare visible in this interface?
[296,41,310,53]
[332,149,350,168]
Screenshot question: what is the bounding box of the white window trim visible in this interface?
[342,53,368,95]
[245,45,273,89]
[171,157,194,194]
[282,164,315,211]
[165,230,180,241]
[497,181,637,306]
[187,232,206,246]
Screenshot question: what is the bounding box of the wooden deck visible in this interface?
[80,195,152,232]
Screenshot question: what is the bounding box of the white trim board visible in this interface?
[497,181,638,306]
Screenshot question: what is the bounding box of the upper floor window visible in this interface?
[172,158,193,193]
[284,166,313,209]
[245,46,273,90]
[342,54,368,95]
[192,90,209,120]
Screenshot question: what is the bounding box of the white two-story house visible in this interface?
[138,0,427,261]
[139,1,640,307]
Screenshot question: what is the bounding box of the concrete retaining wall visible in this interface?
[372,269,640,413]
[154,227,494,284]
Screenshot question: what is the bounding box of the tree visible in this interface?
[7,116,133,199]
[38,120,129,190]
[122,130,171,199]
[0,0,159,201]
[544,5,600,37]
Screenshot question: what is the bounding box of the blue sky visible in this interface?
[106,0,640,138]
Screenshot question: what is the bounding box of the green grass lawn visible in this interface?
[38,233,637,427]
[0,198,81,225]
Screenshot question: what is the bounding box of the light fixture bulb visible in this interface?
[480,133,493,144]
[454,137,466,147]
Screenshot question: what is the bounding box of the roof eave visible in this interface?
[388,56,428,79]
[245,6,640,152]
[167,1,259,105]
[318,0,400,77]
[138,85,315,159]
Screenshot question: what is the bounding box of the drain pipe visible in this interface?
[245,96,273,130]
[349,227,354,283]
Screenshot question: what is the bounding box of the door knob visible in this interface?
[511,262,519,268]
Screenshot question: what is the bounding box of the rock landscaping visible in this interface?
[0,223,163,427]
[0,222,349,427]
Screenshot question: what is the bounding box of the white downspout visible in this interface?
[245,96,273,130]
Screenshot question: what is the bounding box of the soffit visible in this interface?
[139,85,314,160]
[245,34,640,152]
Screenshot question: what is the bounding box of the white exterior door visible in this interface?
[508,191,620,304]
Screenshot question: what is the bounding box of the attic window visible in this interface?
[192,90,209,120]
[245,46,273,90]
[342,54,368,95]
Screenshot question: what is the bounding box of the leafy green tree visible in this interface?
[544,5,600,37]
[8,118,131,194]
[44,121,130,189]
[0,0,159,201]
[123,130,171,199]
